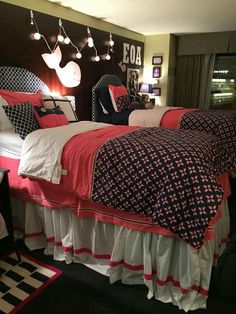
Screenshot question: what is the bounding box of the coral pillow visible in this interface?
[108,85,130,112]
[33,106,69,128]
[0,89,42,106]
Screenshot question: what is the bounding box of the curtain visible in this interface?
[174,54,215,109]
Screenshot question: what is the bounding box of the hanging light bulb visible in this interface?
[88,37,94,48]
[57,34,64,42]
[34,32,41,40]
[105,54,111,60]
[64,37,71,44]
[76,51,82,59]
[95,55,100,62]
[87,27,94,47]
[109,33,114,46]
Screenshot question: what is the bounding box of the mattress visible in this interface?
[0,131,23,158]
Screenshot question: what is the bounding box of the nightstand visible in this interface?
[0,168,20,261]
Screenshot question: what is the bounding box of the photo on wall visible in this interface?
[127,68,140,95]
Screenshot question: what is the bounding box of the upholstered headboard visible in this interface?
[0,66,49,93]
[91,74,122,121]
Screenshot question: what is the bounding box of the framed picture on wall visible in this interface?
[152,56,163,65]
[127,68,140,94]
[153,66,161,78]
[153,87,161,96]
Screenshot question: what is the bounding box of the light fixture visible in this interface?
[109,33,114,47]
[29,10,114,64]
[104,32,114,61]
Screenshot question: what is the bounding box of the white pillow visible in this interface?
[0,96,15,131]
[42,94,78,123]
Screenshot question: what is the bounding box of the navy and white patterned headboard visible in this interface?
[0,66,49,93]
[91,74,122,121]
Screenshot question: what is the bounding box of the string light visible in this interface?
[29,10,114,63]
[104,33,115,61]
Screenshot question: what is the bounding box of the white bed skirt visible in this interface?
[11,197,230,312]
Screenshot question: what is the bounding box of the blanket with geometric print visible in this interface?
[180,110,236,173]
[91,127,224,249]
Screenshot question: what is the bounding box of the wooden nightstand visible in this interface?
[0,168,20,261]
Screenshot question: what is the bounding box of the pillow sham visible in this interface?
[42,94,78,122]
[0,89,42,106]
[108,85,130,112]
[0,96,14,131]
[95,86,114,115]
[3,102,40,139]
[33,106,69,128]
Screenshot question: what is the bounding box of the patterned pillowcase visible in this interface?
[3,102,40,139]
[0,89,43,106]
[33,106,69,128]
[108,85,130,112]
[42,94,78,122]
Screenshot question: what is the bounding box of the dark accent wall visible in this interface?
[0,2,144,120]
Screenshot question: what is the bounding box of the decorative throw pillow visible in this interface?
[108,85,130,112]
[0,96,14,131]
[95,86,114,115]
[42,94,78,122]
[3,102,40,139]
[0,89,42,106]
[33,106,69,128]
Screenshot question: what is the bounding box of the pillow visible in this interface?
[108,85,130,112]
[3,102,40,139]
[0,89,42,106]
[42,94,78,122]
[95,86,114,115]
[0,96,14,131]
[33,106,69,128]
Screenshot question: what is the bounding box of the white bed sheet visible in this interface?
[0,130,23,158]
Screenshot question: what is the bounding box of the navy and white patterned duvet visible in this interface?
[91,127,225,249]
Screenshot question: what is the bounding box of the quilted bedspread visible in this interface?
[91,127,224,249]
[180,110,236,172]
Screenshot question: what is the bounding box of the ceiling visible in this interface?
[47,0,236,35]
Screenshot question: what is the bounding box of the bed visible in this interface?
[0,66,232,312]
[92,74,236,174]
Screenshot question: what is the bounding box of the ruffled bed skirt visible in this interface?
[11,197,230,312]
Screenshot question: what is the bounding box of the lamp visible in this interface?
[139,83,153,94]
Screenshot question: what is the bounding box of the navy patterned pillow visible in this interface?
[95,86,114,115]
[3,102,40,139]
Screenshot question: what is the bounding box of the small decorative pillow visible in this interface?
[0,96,14,131]
[95,86,114,115]
[33,106,69,128]
[0,89,42,106]
[42,94,78,122]
[3,102,40,139]
[108,85,130,112]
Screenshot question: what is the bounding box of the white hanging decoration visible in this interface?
[29,10,114,68]
[42,45,81,88]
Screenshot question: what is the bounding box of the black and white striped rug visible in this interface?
[0,252,62,314]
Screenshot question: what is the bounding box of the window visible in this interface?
[210,54,236,110]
